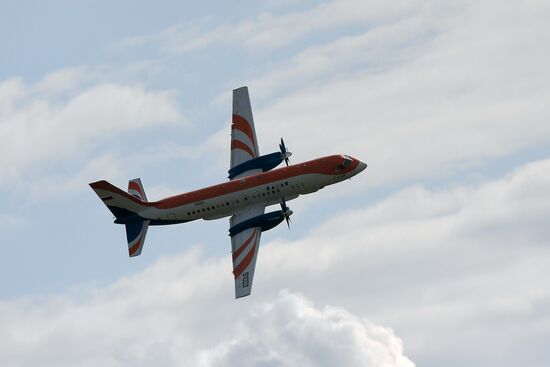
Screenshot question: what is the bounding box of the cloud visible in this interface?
[1,156,549,366]
[34,66,98,95]
[242,0,550,188]
[253,157,550,366]
[0,254,413,367]
[178,0,550,193]
[197,291,414,367]
[0,70,184,186]
[109,0,550,193]
[114,0,419,54]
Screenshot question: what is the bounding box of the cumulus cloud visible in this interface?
[198,291,414,367]
[0,257,413,367]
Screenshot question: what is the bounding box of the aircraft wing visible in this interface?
[230,204,265,298]
[230,87,261,180]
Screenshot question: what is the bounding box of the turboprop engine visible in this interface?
[229,199,293,237]
[228,138,292,179]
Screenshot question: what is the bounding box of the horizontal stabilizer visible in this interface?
[125,219,150,257]
[89,180,147,223]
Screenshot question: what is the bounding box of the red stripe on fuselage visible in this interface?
[90,155,359,210]
[153,155,357,210]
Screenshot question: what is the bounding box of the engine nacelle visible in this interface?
[229,210,287,237]
[228,152,284,179]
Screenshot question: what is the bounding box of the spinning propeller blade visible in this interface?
[280,198,292,230]
[279,138,292,166]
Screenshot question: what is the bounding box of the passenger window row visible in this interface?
[187,181,291,216]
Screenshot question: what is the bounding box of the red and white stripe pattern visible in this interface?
[231,114,258,159]
[231,87,260,173]
[128,178,147,202]
[127,220,150,257]
[231,227,262,298]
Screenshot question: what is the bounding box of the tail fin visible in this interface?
[90,179,151,257]
[128,178,148,201]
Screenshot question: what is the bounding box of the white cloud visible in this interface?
[0,258,413,367]
[1,156,549,366]
[253,157,550,365]
[183,0,550,192]
[197,291,414,367]
[115,0,419,54]
[0,71,184,186]
[24,154,127,200]
[34,66,98,95]
[244,0,550,188]
[246,15,436,101]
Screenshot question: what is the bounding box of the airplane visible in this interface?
[90,86,367,298]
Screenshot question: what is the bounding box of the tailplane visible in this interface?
[125,219,150,257]
[90,178,151,257]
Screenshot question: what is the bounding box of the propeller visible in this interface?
[280,198,293,229]
[279,138,292,166]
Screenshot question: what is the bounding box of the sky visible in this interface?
[1,0,550,366]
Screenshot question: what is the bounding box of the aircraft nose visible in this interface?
[357,160,367,173]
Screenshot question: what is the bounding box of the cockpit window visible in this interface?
[342,155,352,167]
[337,155,353,170]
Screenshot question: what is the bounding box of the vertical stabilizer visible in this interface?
[128,178,148,202]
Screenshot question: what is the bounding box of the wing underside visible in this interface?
[230,87,261,180]
[230,205,265,298]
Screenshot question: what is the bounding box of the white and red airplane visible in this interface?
[90,87,367,298]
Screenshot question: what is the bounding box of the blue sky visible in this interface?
[1,0,550,366]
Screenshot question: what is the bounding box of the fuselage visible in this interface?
[134,154,366,225]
